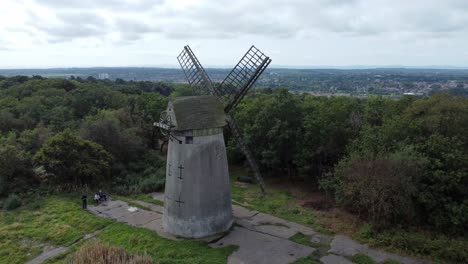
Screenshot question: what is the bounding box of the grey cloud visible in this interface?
[113,18,162,43]
[25,0,468,44]
[115,19,154,33]
[55,11,108,27]
[27,10,109,42]
[153,0,468,39]
[34,0,162,10]
[39,24,105,39]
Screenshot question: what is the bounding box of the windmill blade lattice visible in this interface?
[177,46,216,95]
[176,45,270,195]
[219,45,271,113]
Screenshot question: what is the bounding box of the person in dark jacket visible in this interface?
[81,195,87,209]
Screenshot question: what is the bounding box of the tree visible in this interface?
[80,110,145,163]
[232,89,303,176]
[0,143,35,196]
[135,93,167,149]
[170,84,203,97]
[34,130,112,187]
[295,95,362,180]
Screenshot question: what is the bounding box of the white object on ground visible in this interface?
[127,206,138,212]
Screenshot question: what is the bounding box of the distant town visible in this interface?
[1,67,467,97]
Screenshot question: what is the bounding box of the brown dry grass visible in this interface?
[67,243,153,264]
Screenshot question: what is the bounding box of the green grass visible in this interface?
[45,224,237,264]
[349,254,402,264]
[230,166,328,234]
[289,232,315,247]
[290,255,321,264]
[289,232,330,257]
[98,224,237,263]
[350,254,376,264]
[0,196,112,264]
[1,194,237,264]
[382,260,402,264]
[356,227,468,264]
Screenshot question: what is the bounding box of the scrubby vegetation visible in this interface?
[3,194,21,211]
[1,75,467,263]
[66,243,153,264]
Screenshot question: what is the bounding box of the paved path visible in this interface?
[25,230,101,264]
[87,193,424,264]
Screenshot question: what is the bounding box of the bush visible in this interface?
[367,229,468,263]
[4,194,22,210]
[322,147,426,228]
[110,151,166,195]
[138,171,166,193]
[66,243,153,264]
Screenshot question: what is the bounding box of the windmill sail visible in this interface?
[176,45,269,195]
[177,46,216,95]
[219,45,271,113]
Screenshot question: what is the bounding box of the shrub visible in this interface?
[66,243,153,264]
[138,172,165,193]
[110,151,165,195]
[369,229,468,263]
[322,147,426,228]
[4,194,22,210]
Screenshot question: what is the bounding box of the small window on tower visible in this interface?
[185,136,193,144]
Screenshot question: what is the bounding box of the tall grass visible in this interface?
[67,244,152,264]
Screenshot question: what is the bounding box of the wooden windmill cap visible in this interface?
[169,95,226,131]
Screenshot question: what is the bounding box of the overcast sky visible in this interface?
[1,0,468,68]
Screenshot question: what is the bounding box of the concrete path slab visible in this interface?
[131,200,164,214]
[25,228,103,264]
[119,210,162,227]
[149,192,165,202]
[88,194,424,264]
[232,205,258,219]
[88,200,174,240]
[252,224,298,239]
[237,212,317,239]
[25,246,68,264]
[210,226,315,264]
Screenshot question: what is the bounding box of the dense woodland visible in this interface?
[0,75,467,241]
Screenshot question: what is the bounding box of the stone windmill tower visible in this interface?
[156,45,271,238]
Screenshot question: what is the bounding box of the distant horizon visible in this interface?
[2,65,468,71]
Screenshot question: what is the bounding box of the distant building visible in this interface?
[98,73,109,80]
[403,92,424,96]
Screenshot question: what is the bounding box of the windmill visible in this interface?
[156,45,271,238]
